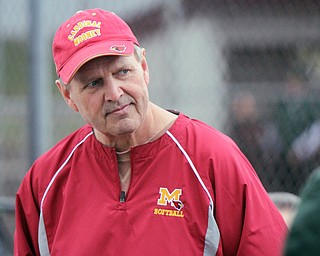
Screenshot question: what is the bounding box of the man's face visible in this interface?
[59,51,150,142]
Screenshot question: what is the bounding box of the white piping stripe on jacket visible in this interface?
[166,131,214,211]
[39,131,94,211]
[38,131,94,256]
[38,130,220,255]
[166,130,220,255]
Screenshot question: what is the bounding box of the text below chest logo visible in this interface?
[154,188,184,218]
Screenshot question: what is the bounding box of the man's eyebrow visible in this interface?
[73,69,95,82]
[74,55,132,80]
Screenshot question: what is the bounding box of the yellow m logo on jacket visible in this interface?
[157,188,182,206]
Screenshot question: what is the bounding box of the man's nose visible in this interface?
[104,79,124,101]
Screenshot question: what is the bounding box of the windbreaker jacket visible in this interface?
[14,113,287,255]
[284,167,320,255]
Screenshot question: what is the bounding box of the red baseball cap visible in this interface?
[52,8,139,84]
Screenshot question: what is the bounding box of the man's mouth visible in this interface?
[107,103,131,115]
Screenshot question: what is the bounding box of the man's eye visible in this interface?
[87,78,102,88]
[118,69,129,76]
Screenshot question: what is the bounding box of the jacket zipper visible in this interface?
[120,190,126,202]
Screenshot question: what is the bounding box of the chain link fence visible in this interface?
[1,0,320,253]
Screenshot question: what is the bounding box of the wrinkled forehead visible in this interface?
[73,54,134,80]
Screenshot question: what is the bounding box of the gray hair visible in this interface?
[134,44,143,61]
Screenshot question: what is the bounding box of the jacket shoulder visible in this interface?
[26,125,93,187]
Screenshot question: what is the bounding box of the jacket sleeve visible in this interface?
[284,167,320,256]
[212,141,288,256]
[14,170,41,256]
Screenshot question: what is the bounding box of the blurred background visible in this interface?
[1,0,320,254]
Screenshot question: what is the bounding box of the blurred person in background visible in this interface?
[227,91,282,191]
[273,69,320,194]
[284,166,320,255]
[14,8,287,255]
[228,92,263,170]
[287,118,320,173]
[268,191,300,228]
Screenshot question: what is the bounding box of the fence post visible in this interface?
[28,0,52,165]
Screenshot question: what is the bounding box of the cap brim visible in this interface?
[59,40,135,84]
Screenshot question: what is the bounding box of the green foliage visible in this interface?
[2,39,61,96]
[3,40,28,95]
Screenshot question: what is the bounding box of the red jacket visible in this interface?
[14,114,287,255]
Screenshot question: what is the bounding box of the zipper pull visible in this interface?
[120,191,126,202]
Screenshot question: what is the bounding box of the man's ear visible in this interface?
[141,49,149,85]
[55,79,79,112]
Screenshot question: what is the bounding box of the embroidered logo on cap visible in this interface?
[110,45,127,53]
[67,20,102,46]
